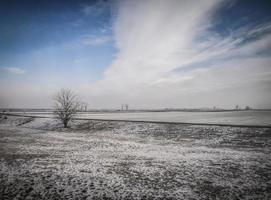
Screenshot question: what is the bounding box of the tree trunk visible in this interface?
[63,119,68,128]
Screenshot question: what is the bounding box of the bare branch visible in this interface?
[53,88,79,128]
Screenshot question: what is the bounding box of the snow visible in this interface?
[0,116,271,199]
[10,110,271,126]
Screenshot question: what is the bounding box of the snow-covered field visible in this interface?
[10,110,271,126]
[0,115,271,199]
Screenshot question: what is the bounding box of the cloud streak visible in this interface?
[84,0,271,108]
[81,0,110,16]
[81,35,111,46]
[2,67,26,75]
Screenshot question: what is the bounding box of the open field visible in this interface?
[6,110,271,127]
[0,115,271,199]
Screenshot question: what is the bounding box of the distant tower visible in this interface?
[235,105,239,110]
[125,104,129,110]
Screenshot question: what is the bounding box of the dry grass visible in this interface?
[0,116,270,199]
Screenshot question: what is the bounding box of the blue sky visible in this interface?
[0,0,271,109]
[0,0,114,84]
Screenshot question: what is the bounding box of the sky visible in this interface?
[0,0,271,109]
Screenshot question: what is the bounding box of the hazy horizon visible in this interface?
[1,0,271,109]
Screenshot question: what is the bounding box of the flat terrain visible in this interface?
[10,110,271,126]
[0,115,271,199]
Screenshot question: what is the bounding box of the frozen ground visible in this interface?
[0,115,271,199]
[10,110,271,126]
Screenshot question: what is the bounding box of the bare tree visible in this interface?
[54,88,79,128]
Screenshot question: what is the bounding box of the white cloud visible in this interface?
[98,0,220,86]
[83,0,271,108]
[2,67,26,75]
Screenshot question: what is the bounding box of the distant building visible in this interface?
[79,102,88,112]
[245,106,250,110]
[121,104,129,111]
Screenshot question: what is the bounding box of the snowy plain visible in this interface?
[0,115,271,199]
[9,110,271,127]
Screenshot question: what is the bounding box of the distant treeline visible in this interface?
[1,108,271,113]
